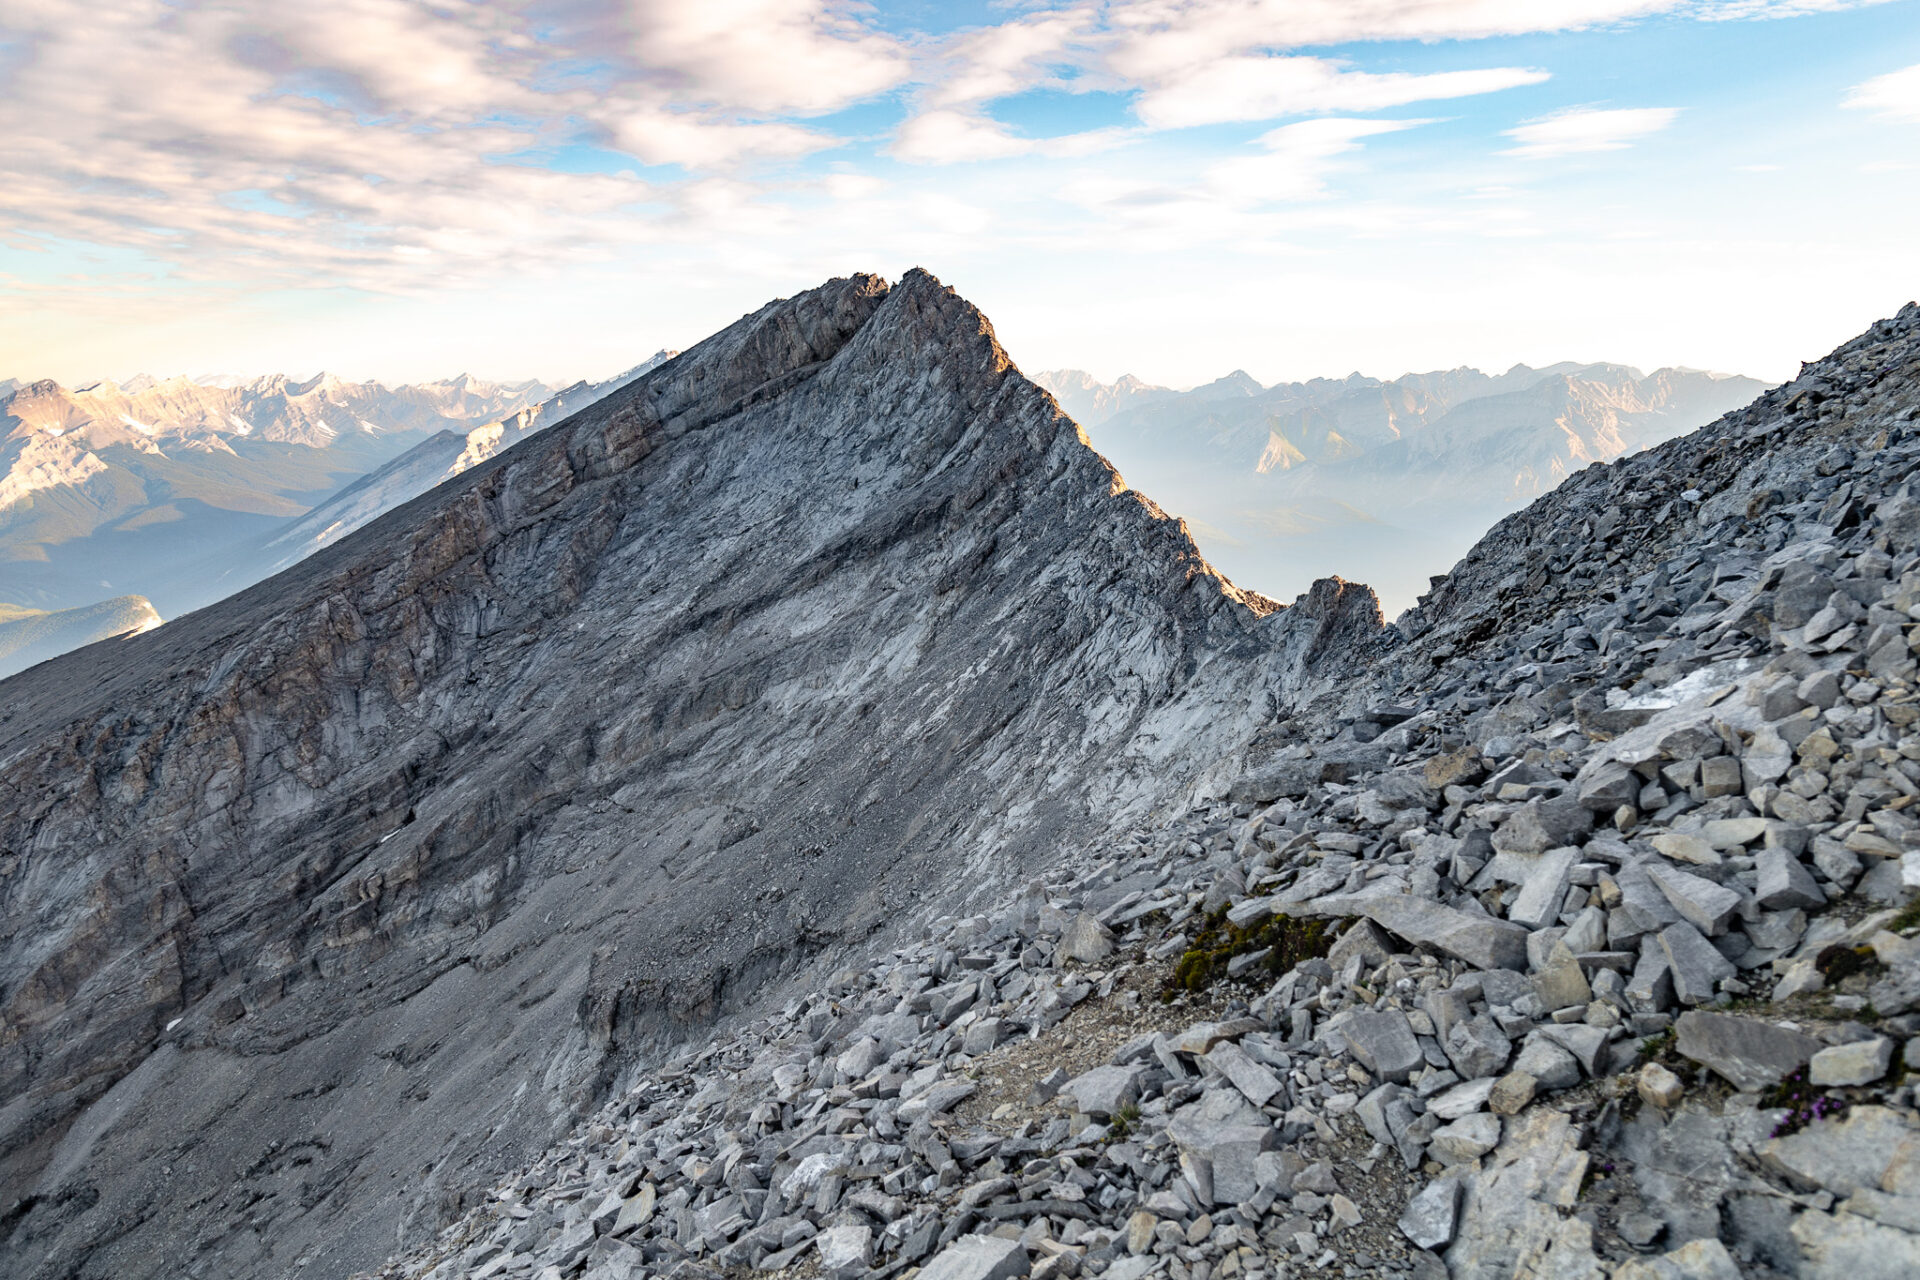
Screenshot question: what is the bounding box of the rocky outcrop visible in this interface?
[0,271,1387,1280]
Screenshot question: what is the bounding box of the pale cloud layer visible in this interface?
[1845,61,1920,120]
[1502,105,1681,156]
[0,1,909,289]
[0,0,1913,388]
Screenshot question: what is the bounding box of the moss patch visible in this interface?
[1815,943,1880,984]
[1162,908,1332,1000]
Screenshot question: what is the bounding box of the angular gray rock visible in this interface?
[918,1234,1031,1280]
[1204,1042,1285,1107]
[1399,1178,1463,1250]
[1059,912,1116,964]
[1646,864,1743,936]
[1059,1066,1143,1118]
[1755,848,1825,910]
[1341,1010,1425,1084]
[1360,898,1531,971]
[1445,1016,1513,1080]
[1675,1011,1825,1091]
[1506,847,1580,931]
[1492,798,1594,856]
[1659,922,1738,1004]
[1808,1037,1894,1087]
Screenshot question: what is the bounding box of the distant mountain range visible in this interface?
[1035,361,1771,613]
[0,358,672,671]
[1,351,1756,673]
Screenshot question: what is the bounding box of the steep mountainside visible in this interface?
[0,596,161,680]
[0,373,560,615]
[368,307,1920,1280]
[0,272,1385,1280]
[1058,363,1767,614]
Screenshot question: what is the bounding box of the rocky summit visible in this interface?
[0,270,1383,1280]
[7,279,1920,1280]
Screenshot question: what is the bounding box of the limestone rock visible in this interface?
[918,1234,1031,1280]
[1676,1011,1825,1091]
[1809,1037,1894,1087]
[1610,1237,1744,1280]
[1360,898,1531,971]
[1399,1178,1462,1250]
[1340,1010,1424,1085]
[1637,1062,1684,1109]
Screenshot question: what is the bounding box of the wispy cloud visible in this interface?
[1844,62,1920,122]
[0,0,1899,322]
[1502,106,1680,157]
[1132,59,1547,129]
[0,1,908,288]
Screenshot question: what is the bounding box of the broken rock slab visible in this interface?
[1675,1010,1825,1092]
[1340,1009,1425,1085]
[1203,1042,1284,1107]
[1359,897,1530,971]
[1809,1037,1894,1088]
[1760,1105,1920,1196]
[1492,798,1594,856]
[1659,922,1737,1004]
[1790,1208,1920,1277]
[1444,1109,1591,1280]
[1756,847,1826,910]
[1610,1237,1744,1280]
[1646,864,1743,936]
[1507,846,1580,931]
[1058,1065,1142,1118]
[1398,1178,1463,1251]
[1058,912,1114,964]
[918,1233,1031,1280]
[1167,1088,1277,1205]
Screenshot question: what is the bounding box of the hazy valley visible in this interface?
[1039,363,1771,614]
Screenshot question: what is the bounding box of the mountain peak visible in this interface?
[0,271,1371,1279]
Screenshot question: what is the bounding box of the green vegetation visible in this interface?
[1636,1028,1677,1065]
[1761,1066,1849,1139]
[1162,907,1332,1000]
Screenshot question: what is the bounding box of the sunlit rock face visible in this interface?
[0,270,1386,1280]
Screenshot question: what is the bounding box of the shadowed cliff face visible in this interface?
[0,270,1386,1280]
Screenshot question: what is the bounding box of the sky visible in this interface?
[2,1,1918,390]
